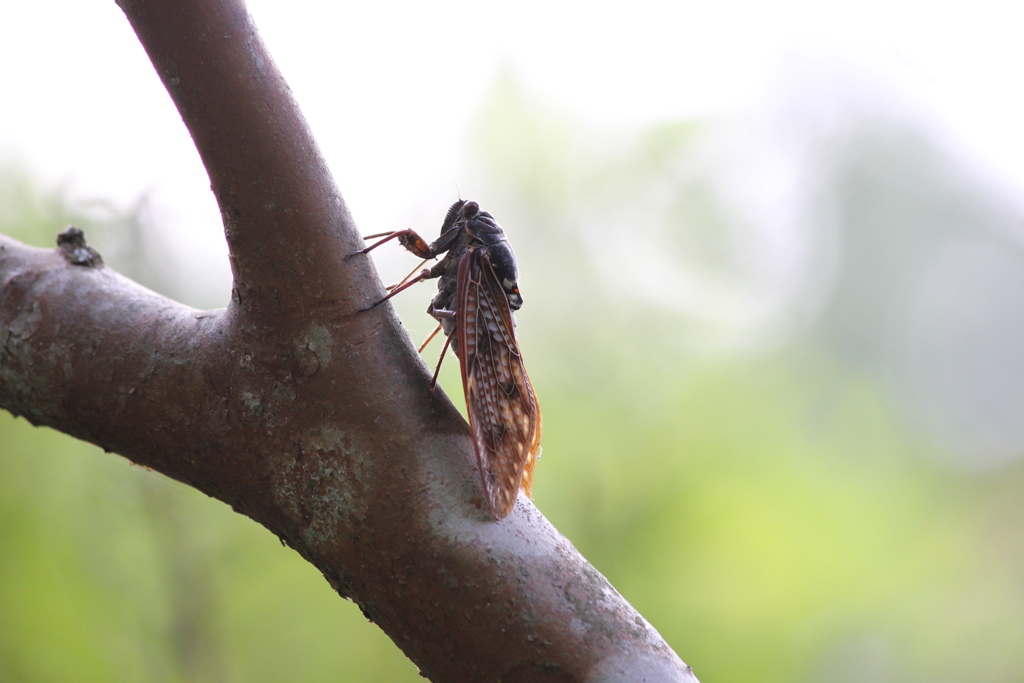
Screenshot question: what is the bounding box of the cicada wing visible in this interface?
[457,249,542,519]
[519,401,542,498]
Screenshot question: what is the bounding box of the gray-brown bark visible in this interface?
[0,1,696,680]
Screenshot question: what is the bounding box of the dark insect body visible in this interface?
[355,200,542,520]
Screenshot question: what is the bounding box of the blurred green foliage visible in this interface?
[5,77,1024,683]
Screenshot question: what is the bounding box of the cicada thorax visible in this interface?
[482,240,524,312]
[427,204,524,355]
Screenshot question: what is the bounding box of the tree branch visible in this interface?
[0,1,696,680]
[118,0,365,320]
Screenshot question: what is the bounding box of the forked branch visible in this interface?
[0,1,696,680]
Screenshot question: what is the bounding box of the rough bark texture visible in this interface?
[0,1,697,681]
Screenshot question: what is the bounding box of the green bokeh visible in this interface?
[4,77,1024,683]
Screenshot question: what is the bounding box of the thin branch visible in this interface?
[117,0,369,321]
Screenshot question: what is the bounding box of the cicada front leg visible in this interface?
[353,229,441,311]
[359,268,436,312]
[351,229,434,259]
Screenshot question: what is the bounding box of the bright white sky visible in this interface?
[1,0,1022,284]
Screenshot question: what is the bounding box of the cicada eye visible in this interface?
[462,201,480,218]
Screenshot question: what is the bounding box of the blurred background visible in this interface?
[3,1,1024,681]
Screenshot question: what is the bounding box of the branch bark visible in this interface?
[0,1,696,681]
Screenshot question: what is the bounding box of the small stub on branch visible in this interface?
[57,226,104,268]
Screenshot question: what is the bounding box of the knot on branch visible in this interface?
[57,226,104,268]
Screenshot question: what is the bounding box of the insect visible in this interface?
[355,200,542,519]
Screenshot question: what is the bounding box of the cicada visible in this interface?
[355,200,542,520]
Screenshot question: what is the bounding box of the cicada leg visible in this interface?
[350,230,407,256]
[350,229,432,258]
[418,323,443,353]
[388,258,431,292]
[359,268,434,312]
[429,332,455,390]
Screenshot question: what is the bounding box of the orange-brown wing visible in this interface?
[457,248,542,519]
